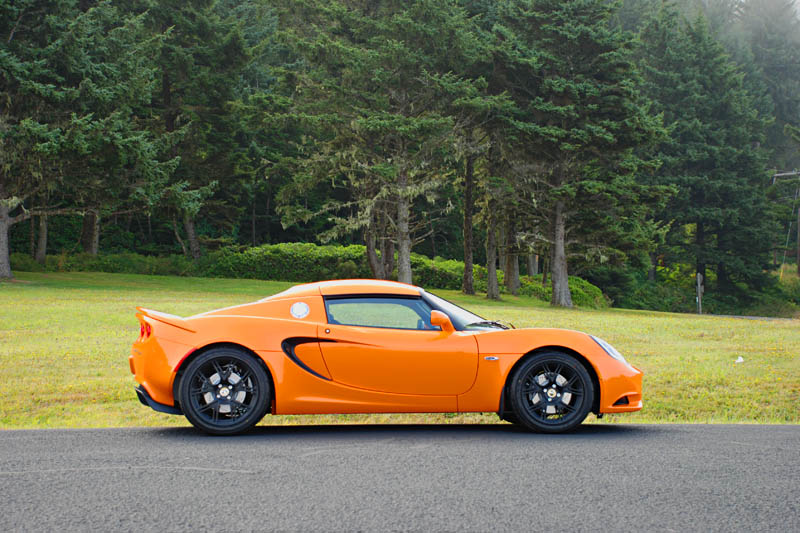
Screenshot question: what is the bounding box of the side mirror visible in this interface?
[430,310,455,333]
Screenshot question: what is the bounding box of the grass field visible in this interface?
[1,271,798,429]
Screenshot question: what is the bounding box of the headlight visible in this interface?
[590,335,628,365]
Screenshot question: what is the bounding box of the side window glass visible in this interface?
[325,297,438,330]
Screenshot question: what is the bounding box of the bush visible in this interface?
[37,252,198,276]
[10,253,45,273]
[9,243,607,308]
[201,243,372,281]
[518,275,608,308]
[616,279,694,313]
[411,255,463,290]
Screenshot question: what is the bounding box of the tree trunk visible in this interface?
[380,236,395,279]
[486,208,500,300]
[717,261,728,291]
[183,213,202,260]
[462,151,475,295]
[396,174,412,285]
[527,254,538,276]
[30,217,35,257]
[550,200,573,307]
[265,195,271,244]
[497,222,506,278]
[0,199,12,279]
[172,217,187,256]
[506,251,520,296]
[796,198,799,276]
[542,255,548,287]
[429,221,437,258]
[163,69,176,134]
[365,226,385,279]
[251,196,257,247]
[648,252,657,281]
[504,222,519,296]
[35,214,47,264]
[80,210,100,255]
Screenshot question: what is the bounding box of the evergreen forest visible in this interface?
[2,0,800,314]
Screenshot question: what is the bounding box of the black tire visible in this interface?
[179,347,271,435]
[508,351,593,434]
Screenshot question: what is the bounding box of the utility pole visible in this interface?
[772,170,800,277]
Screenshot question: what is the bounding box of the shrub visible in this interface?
[10,253,45,273]
[518,275,608,308]
[9,242,607,308]
[201,243,372,281]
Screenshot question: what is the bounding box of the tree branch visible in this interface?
[7,11,24,43]
[11,207,84,226]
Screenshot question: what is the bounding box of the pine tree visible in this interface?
[639,4,776,295]
[739,0,800,171]
[491,0,661,306]
[138,0,250,258]
[279,0,489,283]
[0,0,173,278]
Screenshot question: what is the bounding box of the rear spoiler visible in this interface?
[136,307,196,333]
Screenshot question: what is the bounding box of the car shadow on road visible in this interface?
[147,422,656,441]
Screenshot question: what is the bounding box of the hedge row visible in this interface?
[10,243,608,308]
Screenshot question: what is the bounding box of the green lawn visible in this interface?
[1,271,798,428]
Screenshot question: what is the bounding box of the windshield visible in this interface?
[421,291,505,331]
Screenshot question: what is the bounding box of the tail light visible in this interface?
[138,321,153,342]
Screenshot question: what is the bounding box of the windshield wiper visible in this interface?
[465,320,512,330]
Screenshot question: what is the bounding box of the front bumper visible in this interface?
[135,385,182,415]
[599,364,643,413]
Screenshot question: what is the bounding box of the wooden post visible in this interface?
[696,273,704,314]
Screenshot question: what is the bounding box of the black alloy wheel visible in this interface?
[179,347,271,435]
[508,351,593,433]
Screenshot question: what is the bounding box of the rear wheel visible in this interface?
[508,351,593,433]
[179,347,270,435]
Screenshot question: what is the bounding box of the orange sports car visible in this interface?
[130,279,642,435]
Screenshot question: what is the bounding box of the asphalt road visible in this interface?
[1,424,797,532]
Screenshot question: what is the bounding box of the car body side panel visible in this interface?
[196,295,327,325]
[457,354,521,412]
[318,326,479,395]
[258,349,458,414]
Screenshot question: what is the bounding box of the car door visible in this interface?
[318,296,478,395]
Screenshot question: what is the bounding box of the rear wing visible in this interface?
[136,307,196,333]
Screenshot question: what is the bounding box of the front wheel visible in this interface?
[178,347,271,435]
[508,351,594,433]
